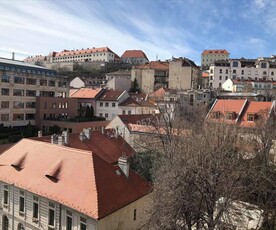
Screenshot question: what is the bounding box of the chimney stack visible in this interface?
[83,128,91,139]
[101,127,105,134]
[12,52,15,60]
[51,134,57,144]
[118,156,129,178]
[57,136,64,146]
[38,130,42,137]
[79,132,85,141]
[62,130,69,145]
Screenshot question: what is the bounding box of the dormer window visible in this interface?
[210,111,221,119]
[247,113,258,121]
[225,112,237,120]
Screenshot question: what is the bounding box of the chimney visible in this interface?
[62,130,69,145]
[83,128,91,139]
[51,134,57,144]
[114,127,118,138]
[38,130,42,137]
[79,132,85,141]
[12,52,15,60]
[57,135,64,146]
[101,127,105,134]
[118,156,129,178]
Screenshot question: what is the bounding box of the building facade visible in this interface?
[201,49,230,70]
[0,58,68,127]
[209,58,276,89]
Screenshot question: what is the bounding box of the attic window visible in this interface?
[210,111,221,119]
[45,161,63,182]
[11,153,27,171]
[225,112,237,120]
[247,113,258,121]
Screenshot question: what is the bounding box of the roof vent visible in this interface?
[38,130,42,137]
[45,161,63,182]
[57,135,64,146]
[11,153,27,171]
[62,130,69,145]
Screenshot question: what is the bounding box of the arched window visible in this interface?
[2,215,9,230]
[18,223,25,230]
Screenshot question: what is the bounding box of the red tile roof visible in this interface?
[0,139,151,219]
[121,50,148,60]
[202,49,229,55]
[70,88,102,99]
[119,97,155,107]
[202,72,209,78]
[119,114,157,125]
[32,131,135,164]
[135,61,169,70]
[149,87,166,98]
[55,47,116,57]
[98,90,125,101]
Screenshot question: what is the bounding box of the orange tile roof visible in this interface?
[149,87,166,98]
[119,114,157,125]
[0,139,151,219]
[121,50,148,60]
[32,131,135,164]
[202,49,229,55]
[202,72,209,78]
[70,88,102,98]
[55,47,116,57]
[135,61,169,70]
[98,90,125,101]
[240,101,273,127]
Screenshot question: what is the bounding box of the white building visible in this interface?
[96,90,129,120]
[0,136,151,230]
[69,77,85,89]
[201,49,230,70]
[209,58,276,89]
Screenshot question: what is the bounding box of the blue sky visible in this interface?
[0,0,275,65]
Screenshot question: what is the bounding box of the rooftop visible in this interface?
[98,90,125,101]
[202,49,229,55]
[121,50,149,61]
[135,61,169,70]
[55,47,117,57]
[70,88,103,99]
[0,139,151,220]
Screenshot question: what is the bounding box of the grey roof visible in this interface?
[0,57,50,70]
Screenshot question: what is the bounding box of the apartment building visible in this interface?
[0,132,151,230]
[201,49,230,70]
[120,50,149,65]
[24,47,120,64]
[0,58,68,127]
[131,61,169,93]
[209,58,276,89]
[169,57,200,90]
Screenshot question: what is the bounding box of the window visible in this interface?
[122,110,126,115]
[33,196,39,221]
[40,79,47,86]
[241,70,244,75]
[48,80,55,87]
[219,83,222,87]
[100,102,103,107]
[233,69,237,74]
[48,202,55,227]
[134,209,137,221]
[225,76,228,80]
[1,88,9,96]
[4,185,9,205]
[272,71,274,76]
[80,217,87,230]
[26,102,36,108]
[226,69,228,74]
[247,113,257,121]
[13,101,24,109]
[13,114,24,121]
[263,71,267,75]
[26,114,35,120]
[105,102,109,107]
[128,110,131,115]
[26,78,36,85]
[66,210,73,230]
[2,75,10,83]
[26,90,36,97]
[14,76,25,84]
[105,113,108,118]
[2,215,9,230]
[232,61,238,67]
[261,62,267,68]
[225,112,236,120]
[112,103,116,107]
[19,190,25,213]
[1,114,9,121]
[219,76,222,80]
[219,69,222,74]
[99,113,103,117]
[1,101,9,109]
[13,89,24,96]
[18,223,24,230]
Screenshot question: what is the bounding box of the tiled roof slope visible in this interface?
[206,99,274,127]
[119,114,157,125]
[119,97,155,107]
[32,131,135,164]
[202,49,229,55]
[70,88,102,99]
[98,90,125,101]
[135,61,169,70]
[121,50,149,60]
[0,139,151,219]
[55,47,116,57]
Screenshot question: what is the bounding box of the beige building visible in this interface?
[131,61,169,93]
[201,49,230,70]
[0,58,68,127]
[0,133,152,230]
[169,57,200,90]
